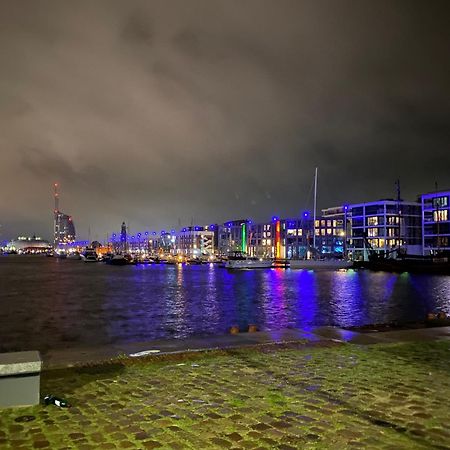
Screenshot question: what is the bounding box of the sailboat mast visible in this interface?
[313,167,318,251]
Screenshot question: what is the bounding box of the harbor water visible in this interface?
[1,255,449,352]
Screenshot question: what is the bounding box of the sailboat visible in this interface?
[289,168,353,270]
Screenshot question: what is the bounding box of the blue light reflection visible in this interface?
[1,259,449,352]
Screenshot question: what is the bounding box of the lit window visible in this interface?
[387,228,396,237]
[321,229,325,236]
[433,210,448,222]
[368,217,378,226]
[315,220,320,227]
[327,229,332,235]
[433,196,448,208]
[333,220,337,227]
[266,239,271,245]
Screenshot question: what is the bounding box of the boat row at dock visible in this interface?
[48,250,216,266]
[44,248,450,274]
[47,249,355,270]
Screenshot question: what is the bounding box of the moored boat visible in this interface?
[81,248,98,262]
[67,251,82,260]
[360,254,450,275]
[225,251,273,270]
[289,258,353,270]
[106,254,128,266]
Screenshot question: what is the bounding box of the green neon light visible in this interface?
[241,223,246,253]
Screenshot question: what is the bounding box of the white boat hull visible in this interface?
[225,259,273,270]
[81,255,98,262]
[289,259,353,270]
[67,254,81,260]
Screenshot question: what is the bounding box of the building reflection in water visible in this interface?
[201,263,220,331]
[294,270,318,331]
[410,274,450,316]
[160,264,187,338]
[329,269,364,327]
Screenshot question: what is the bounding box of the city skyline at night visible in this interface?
[0,0,449,241]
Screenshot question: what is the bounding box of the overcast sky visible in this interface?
[1,0,449,241]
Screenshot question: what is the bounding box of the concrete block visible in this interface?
[0,351,42,408]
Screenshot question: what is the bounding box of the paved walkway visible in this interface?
[42,329,319,370]
[42,326,450,369]
[1,327,449,449]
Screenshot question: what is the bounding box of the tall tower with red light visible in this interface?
[53,183,59,246]
[53,183,76,248]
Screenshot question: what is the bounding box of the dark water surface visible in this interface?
[1,256,449,352]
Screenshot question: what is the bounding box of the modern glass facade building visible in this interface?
[421,189,450,255]
[54,211,76,247]
[218,220,251,255]
[284,217,313,259]
[347,200,422,261]
[315,206,347,257]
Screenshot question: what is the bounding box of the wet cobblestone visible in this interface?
[0,341,449,449]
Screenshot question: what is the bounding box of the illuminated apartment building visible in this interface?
[246,217,286,259]
[315,206,348,256]
[177,227,214,257]
[218,220,251,255]
[284,216,314,259]
[347,200,422,261]
[421,189,450,255]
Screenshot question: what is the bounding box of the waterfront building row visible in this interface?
[179,189,448,261]
[101,188,450,261]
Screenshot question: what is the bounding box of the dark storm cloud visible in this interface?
[121,11,154,44]
[19,147,111,197]
[0,0,449,240]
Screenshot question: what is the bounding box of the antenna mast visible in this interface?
[395,179,401,202]
[54,182,59,213]
[312,167,318,251]
[53,183,60,248]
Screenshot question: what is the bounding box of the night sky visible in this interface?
[1,0,449,241]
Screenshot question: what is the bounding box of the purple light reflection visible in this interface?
[329,269,363,327]
[1,258,449,353]
[294,269,318,331]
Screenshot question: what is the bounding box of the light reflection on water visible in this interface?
[0,256,449,352]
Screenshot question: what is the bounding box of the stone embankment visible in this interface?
[0,327,449,449]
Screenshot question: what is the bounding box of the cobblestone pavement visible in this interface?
[1,340,449,449]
